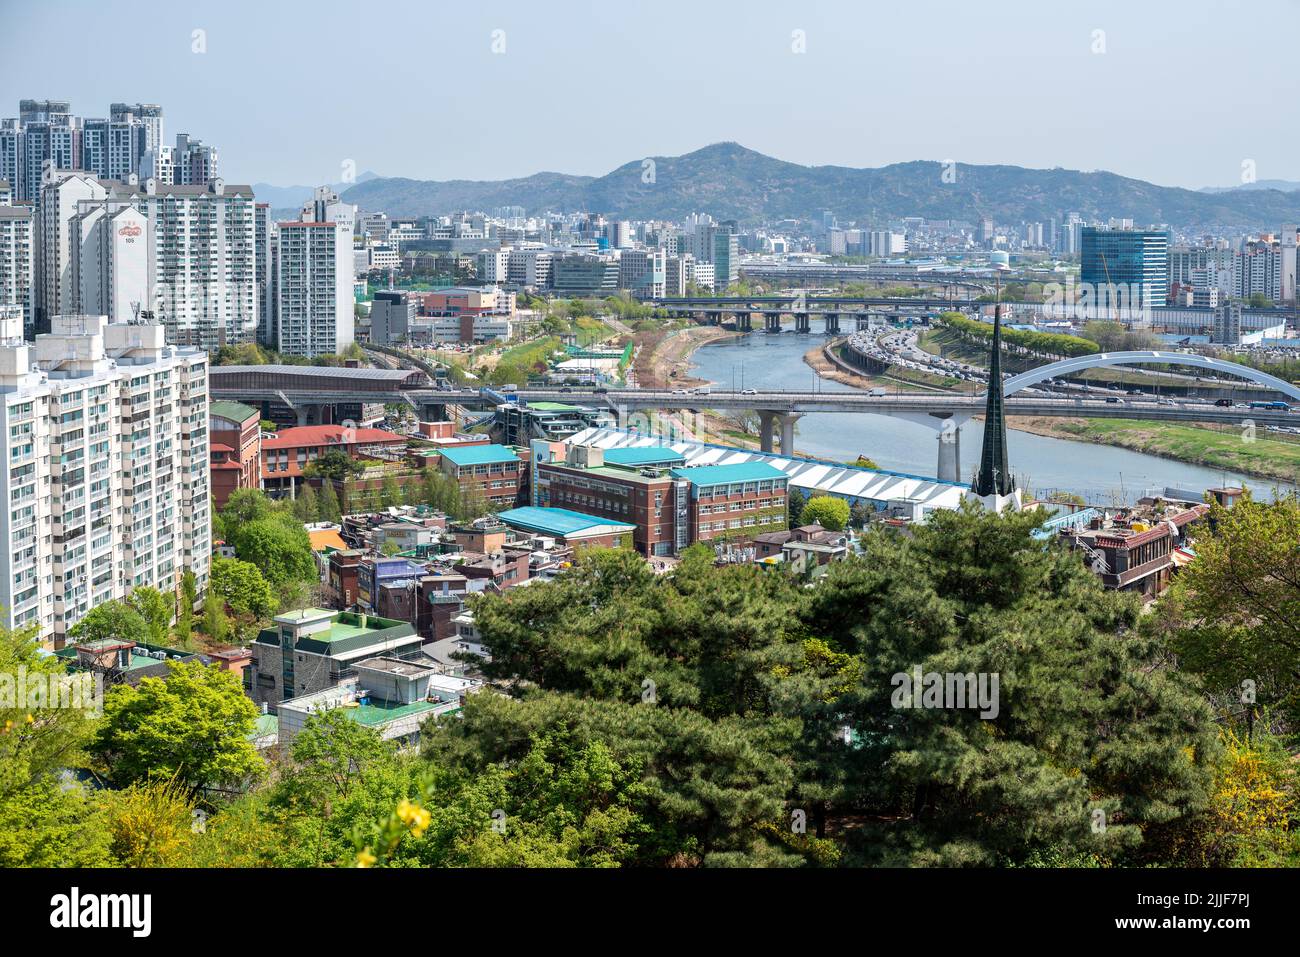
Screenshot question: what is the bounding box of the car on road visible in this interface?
[869,387,887,397]
[559,387,573,393]
[671,389,688,394]
[593,387,608,394]
[1214,398,1233,407]
[741,388,758,395]
[1105,397,1121,403]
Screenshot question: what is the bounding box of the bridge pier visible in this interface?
[927,412,964,483]
[737,313,752,332]
[758,411,777,453]
[780,413,800,455]
[855,313,870,331]
[824,312,840,334]
[764,312,781,334]
[795,313,810,334]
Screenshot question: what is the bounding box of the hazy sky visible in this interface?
[2,0,1296,190]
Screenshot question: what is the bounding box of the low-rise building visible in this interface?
[276,656,476,747]
[495,506,635,552]
[261,424,410,493]
[670,461,789,545]
[436,443,526,508]
[248,608,425,710]
[209,400,262,509]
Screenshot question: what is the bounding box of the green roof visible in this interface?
[210,400,259,424]
[603,446,686,467]
[255,610,416,656]
[438,444,521,467]
[670,462,790,486]
[528,402,585,413]
[350,696,444,727]
[497,506,634,537]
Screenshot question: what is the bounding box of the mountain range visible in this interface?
[336,143,1300,233]
[252,170,380,215]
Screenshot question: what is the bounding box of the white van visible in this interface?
[868,387,887,397]
[693,386,711,396]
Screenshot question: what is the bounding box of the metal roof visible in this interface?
[437,444,521,467]
[497,506,635,537]
[670,461,789,485]
[210,364,417,380]
[602,445,686,467]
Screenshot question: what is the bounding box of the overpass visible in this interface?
[651,295,974,333]
[210,357,1299,482]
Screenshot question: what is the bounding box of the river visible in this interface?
[688,325,1292,503]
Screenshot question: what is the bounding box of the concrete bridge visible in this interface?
[651,295,972,333]
[210,353,1300,483]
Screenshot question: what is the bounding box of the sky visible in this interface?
[2,0,1297,190]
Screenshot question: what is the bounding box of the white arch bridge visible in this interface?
[1002,351,1300,403]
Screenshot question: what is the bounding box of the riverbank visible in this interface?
[1007,416,1300,486]
[632,325,740,389]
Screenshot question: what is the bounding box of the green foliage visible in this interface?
[177,570,197,645]
[292,482,318,523]
[306,449,364,482]
[318,481,343,523]
[228,517,317,591]
[128,586,173,646]
[809,504,1219,866]
[1157,493,1300,724]
[91,660,263,792]
[210,557,277,641]
[939,312,1098,360]
[798,496,850,531]
[69,600,150,646]
[787,487,807,530]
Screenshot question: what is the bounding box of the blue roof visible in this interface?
[670,462,789,486]
[438,444,521,467]
[602,446,686,467]
[497,506,634,537]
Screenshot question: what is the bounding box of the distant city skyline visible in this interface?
[1,0,1297,191]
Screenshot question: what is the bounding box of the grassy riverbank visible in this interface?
[1008,416,1300,486]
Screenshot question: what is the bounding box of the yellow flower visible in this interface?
[25,713,34,724]
[356,848,377,868]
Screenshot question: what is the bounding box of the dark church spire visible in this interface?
[974,277,1013,497]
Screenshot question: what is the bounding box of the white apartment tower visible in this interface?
[72,203,148,324]
[0,205,33,335]
[274,220,354,357]
[0,312,210,645]
[36,170,108,333]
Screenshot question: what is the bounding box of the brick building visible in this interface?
[533,443,689,557]
[261,424,409,493]
[436,444,528,508]
[670,462,789,544]
[209,400,262,509]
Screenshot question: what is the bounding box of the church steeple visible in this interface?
[973,280,1013,498]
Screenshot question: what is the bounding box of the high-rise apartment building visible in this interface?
[0,312,210,645]
[80,118,148,182]
[0,204,33,334]
[71,202,148,324]
[109,103,164,155]
[36,170,108,334]
[171,134,218,185]
[274,220,354,357]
